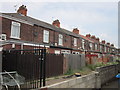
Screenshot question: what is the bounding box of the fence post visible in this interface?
[0,47,3,89]
[43,49,46,86]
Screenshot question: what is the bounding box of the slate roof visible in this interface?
[2,13,81,38]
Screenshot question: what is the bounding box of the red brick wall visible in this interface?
[2,17,11,39]
[20,23,33,42]
[2,17,82,52]
[63,34,72,48]
[3,44,12,50]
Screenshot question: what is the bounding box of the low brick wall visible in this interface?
[41,72,97,89]
[39,64,120,89]
[95,64,120,86]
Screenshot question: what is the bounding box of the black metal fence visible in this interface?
[2,49,46,89]
[2,49,65,89]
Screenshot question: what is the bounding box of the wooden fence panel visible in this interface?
[46,54,64,78]
[64,54,86,72]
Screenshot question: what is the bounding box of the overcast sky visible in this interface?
[0,0,119,48]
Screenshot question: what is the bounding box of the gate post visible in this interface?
[0,46,3,89]
[0,47,2,72]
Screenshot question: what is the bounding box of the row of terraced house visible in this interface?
[0,5,119,63]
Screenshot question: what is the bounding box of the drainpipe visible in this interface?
[0,46,3,89]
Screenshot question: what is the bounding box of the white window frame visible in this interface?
[108,47,110,52]
[0,34,6,41]
[82,39,85,49]
[95,44,98,50]
[104,46,106,52]
[112,48,115,52]
[55,50,60,54]
[100,45,102,52]
[90,43,93,50]
[61,50,70,54]
[72,51,80,54]
[43,30,49,43]
[11,21,21,39]
[74,38,77,46]
[58,34,63,46]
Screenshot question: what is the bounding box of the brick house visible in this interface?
[0,5,118,55]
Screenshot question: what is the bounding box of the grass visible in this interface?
[64,66,93,76]
[64,62,119,76]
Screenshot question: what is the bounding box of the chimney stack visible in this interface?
[86,34,91,38]
[91,35,96,39]
[96,38,99,42]
[101,40,106,44]
[107,42,110,46]
[17,5,27,16]
[73,28,79,34]
[111,44,114,47]
[52,19,60,28]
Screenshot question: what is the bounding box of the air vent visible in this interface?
[0,34,6,41]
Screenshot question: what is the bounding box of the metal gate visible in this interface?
[2,49,46,89]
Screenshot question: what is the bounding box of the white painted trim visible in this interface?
[0,47,3,51]
[23,43,50,48]
[0,13,33,26]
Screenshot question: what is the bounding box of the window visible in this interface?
[82,39,85,49]
[74,38,77,46]
[61,50,70,54]
[72,51,80,54]
[112,48,115,52]
[108,47,110,52]
[95,44,98,50]
[43,30,49,43]
[104,46,106,52]
[100,45,102,52]
[90,43,93,50]
[0,34,6,41]
[11,21,20,39]
[55,50,60,54]
[58,34,63,45]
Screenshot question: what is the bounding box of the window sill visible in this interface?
[10,36,21,40]
[58,44,63,46]
[74,45,77,47]
[43,41,49,44]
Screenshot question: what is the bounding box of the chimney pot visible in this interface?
[107,42,110,45]
[101,40,106,44]
[17,5,27,16]
[91,35,96,39]
[111,44,114,47]
[72,28,79,34]
[52,19,60,28]
[96,38,99,42]
[86,34,91,38]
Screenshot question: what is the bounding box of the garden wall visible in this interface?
[86,54,116,65]
[43,72,97,89]
[40,64,120,89]
[95,64,120,86]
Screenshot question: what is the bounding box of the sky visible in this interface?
[0,0,119,48]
